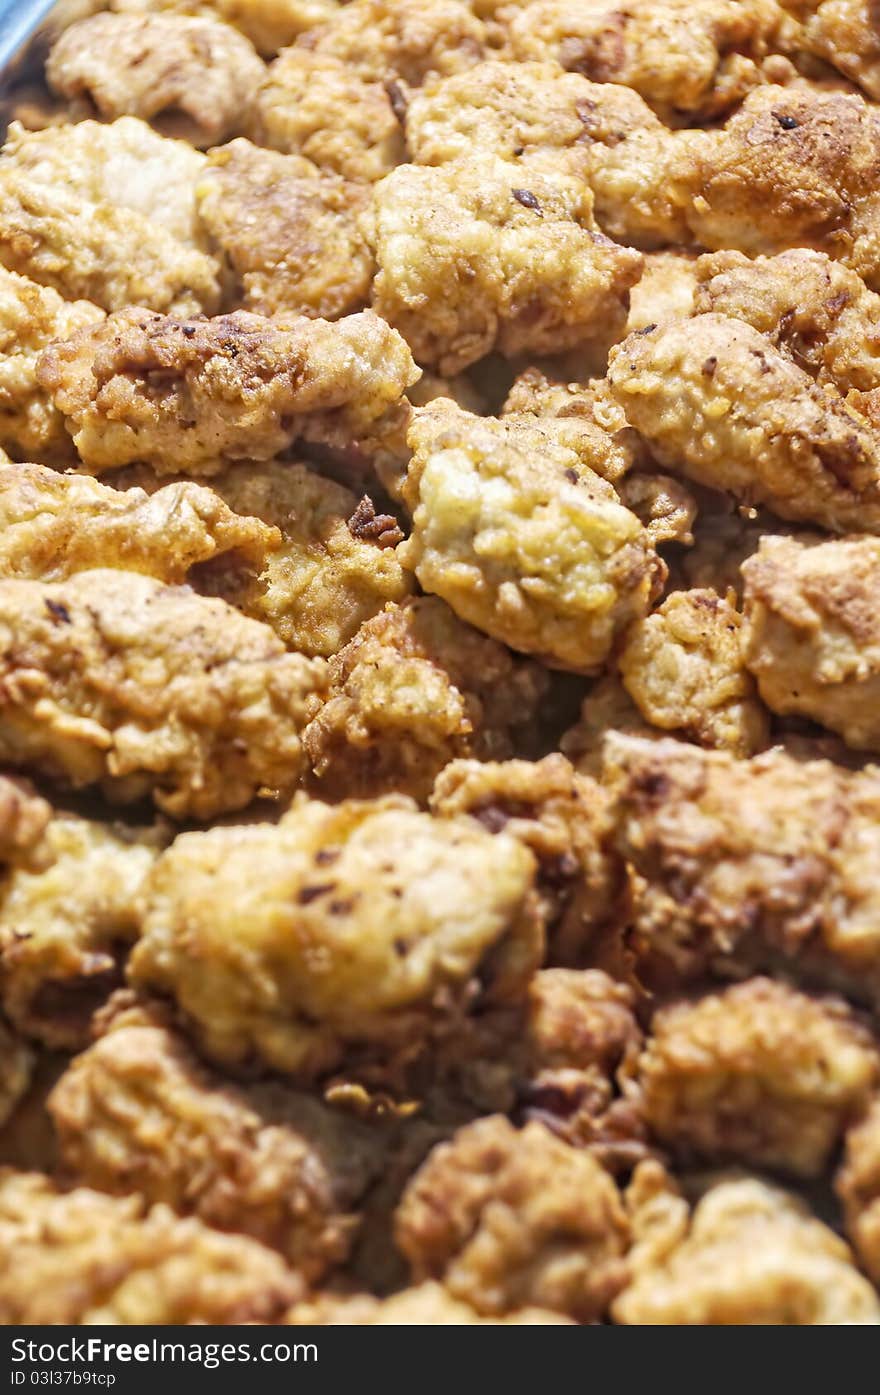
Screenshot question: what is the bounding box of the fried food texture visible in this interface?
[394,1116,630,1320]
[0,1170,303,1324]
[129,795,542,1079]
[304,598,549,802]
[46,12,265,147]
[289,1281,573,1324]
[0,118,222,313]
[0,569,327,817]
[742,533,880,751]
[401,401,665,672]
[837,1094,880,1282]
[295,0,488,85]
[37,306,418,475]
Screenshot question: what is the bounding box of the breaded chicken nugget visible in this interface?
[0,118,222,314]
[778,0,880,101]
[837,1094,880,1282]
[395,1116,630,1320]
[304,598,548,803]
[401,402,665,672]
[38,306,418,475]
[0,1171,302,1324]
[365,154,642,373]
[0,570,327,817]
[129,794,542,1078]
[111,0,341,56]
[501,370,640,485]
[288,1281,573,1324]
[295,0,487,85]
[46,12,265,147]
[626,250,698,333]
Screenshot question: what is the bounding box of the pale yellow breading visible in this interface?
[395,1116,630,1321]
[129,794,542,1078]
[48,1006,391,1279]
[779,0,880,101]
[0,815,158,1049]
[401,401,665,673]
[111,0,341,56]
[288,1281,573,1324]
[0,569,327,818]
[196,140,373,320]
[364,154,642,374]
[625,250,698,333]
[618,588,769,756]
[614,1170,880,1325]
[0,1171,303,1324]
[608,314,880,533]
[46,12,265,147]
[639,978,879,1177]
[295,0,488,85]
[303,597,548,803]
[38,306,418,475]
[206,459,412,656]
[0,266,104,464]
[501,370,640,485]
[0,461,277,586]
[0,118,222,314]
[742,533,880,751]
[250,48,403,182]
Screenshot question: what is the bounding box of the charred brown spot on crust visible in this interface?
[512,188,542,213]
[347,496,404,549]
[297,883,334,905]
[44,599,71,625]
[702,356,718,378]
[774,112,799,130]
[385,79,407,124]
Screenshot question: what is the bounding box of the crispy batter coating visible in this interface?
[694,247,880,394]
[626,250,697,333]
[0,815,157,1049]
[204,460,412,656]
[742,533,880,751]
[0,774,51,862]
[617,472,698,549]
[46,13,265,147]
[779,0,880,101]
[837,1094,880,1281]
[501,370,640,485]
[289,1281,574,1324]
[395,1116,630,1320]
[614,1170,880,1324]
[639,978,879,1177]
[561,674,657,779]
[0,1170,302,1324]
[0,266,103,464]
[129,794,542,1078]
[0,461,277,587]
[48,1009,390,1278]
[604,734,880,1005]
[0,118,222,314]
[296,0,488,85]
[38,306,418,475]
[365,154,642,374]
[304,598,549,803]
[402,402,665,672]
[110,0,341,56]
[618,588,769,756]
[608,314,880,532]
[196,140,372,320]
[429,755,625,966]
[250,48,403,182]
[0,570,327,817]
[505,0,784,124]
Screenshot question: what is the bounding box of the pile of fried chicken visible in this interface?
[5,0,880,1326]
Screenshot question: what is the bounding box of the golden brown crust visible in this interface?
[297,0,488,85]
[837,1094,880,1281]
[287,1280,573,1323]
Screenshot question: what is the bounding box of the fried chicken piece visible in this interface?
[46,13,265,147]
[365,155,642,375]
[48,1009,391,1279]
[560,674,657,779]
[110,0,341,56]
[640,978,878,1178]
[604,734,880,1005]
[0,1171,302,1324]
[836,1094,880,1282]
[204,460,412,656]
[0,1021,33,1130]
[0,570,327,818]
[395,1116,629,1320]
[0,266,103,464]
[614,1170,880,1324]
[0,815,157,1050]
[780,0,880,101]
[500,370,640,485]
[129,794,542,1079]
[694,248,880,395]
[196,140,372,320]
[250,48,403,183]
[608,315,880,533]
[618,588,768,756]
[429,755,625,966]
[304,598,548,803]
[0,461,277,587]
[401,402,665,673]
[616,472,698,548]
[0,118,222,314]
[296,0,487,85]
[38,306,418,475]
[626,251,698,334]
[289,1281,573,1324]
[505,0,783,125]
[741,533,880,751]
